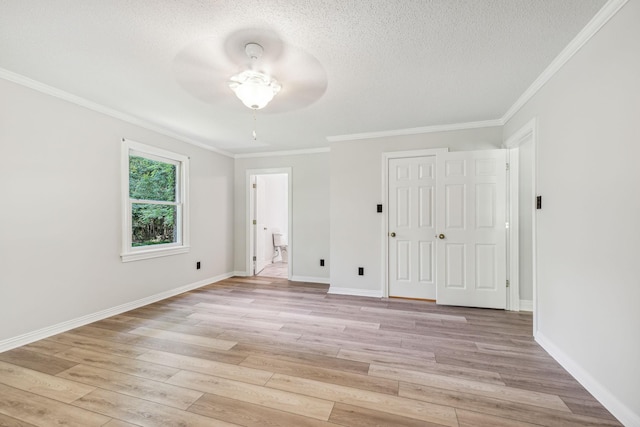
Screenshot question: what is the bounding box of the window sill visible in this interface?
[121,245,190,262]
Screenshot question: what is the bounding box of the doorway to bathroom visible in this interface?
[247,169,291,280]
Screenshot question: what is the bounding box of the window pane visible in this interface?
[131,203,177,247]
[129,156,176,202]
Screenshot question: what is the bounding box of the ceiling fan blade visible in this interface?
[173,29,328,112]
[173,35,258,106]
[262,43,328,113]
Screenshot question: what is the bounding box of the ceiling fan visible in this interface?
[228,42,281,110]
[173,28,328,114]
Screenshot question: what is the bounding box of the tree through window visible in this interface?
[130,156,177,246]
[121,139,189,261]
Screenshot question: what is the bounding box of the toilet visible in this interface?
[272,230,288,263]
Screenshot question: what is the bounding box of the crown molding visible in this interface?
[0,68,234,158]
[326,119,504,143]
[502,0,629,123]
[234,147,330,159]
[327,0,629,144]
[2,0,628,154]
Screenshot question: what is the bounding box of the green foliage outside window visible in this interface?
[129,156,177,246]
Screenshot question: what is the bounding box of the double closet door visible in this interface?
[388,150,507,309]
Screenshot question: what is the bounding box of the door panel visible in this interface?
[436,150,506,309]
[419,186,433,227]
[445,184,465,228]
[256,176,268,273]
[419,241,433,282]
[445,244,465,288]
[476,244,497,290]
[397,241,411,280]
[388,156,437,299]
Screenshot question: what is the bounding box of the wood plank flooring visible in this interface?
[0,277,621,426]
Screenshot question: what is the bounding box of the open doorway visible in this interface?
[248,169,291,279]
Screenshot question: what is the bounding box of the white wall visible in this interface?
[0,78,235,346]
[503,1,640,423]
[329,128,503,295]
[234,153,330,281]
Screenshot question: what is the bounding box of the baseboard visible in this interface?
[519,299,533,312]
[233,270,249,277]
[290,275,330,285]
[327,286,383,298]
[536,332,639,427]
[0,272,234,353]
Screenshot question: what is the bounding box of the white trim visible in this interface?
[507,148,520,312]
[233,271,249,277]
[0,67,234,158]
[519,300,533,312]
[502,0,629,123]
[0,273,234,353]
[328,120,503,142]
[1,1,628,159]
[536,332,639,427]
[121,246,190,262]
[121,138,190,262]
[327,287,383,298]
[235,147,330,159]
[503,118,538,332]
[290,275,330,285]
[504,118,536,149]
[381,148,449,299]
[382,148,450,159]
[245,168,293,279]
[327,0,629,145]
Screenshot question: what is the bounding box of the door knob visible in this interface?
[389,232,396,237]
[438,234,445,239]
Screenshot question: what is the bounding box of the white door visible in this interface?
[388,156,437,299]
[435,150,507,308]
[254,176,269,274]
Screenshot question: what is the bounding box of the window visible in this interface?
[121,139,189,262]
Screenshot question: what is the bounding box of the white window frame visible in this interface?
[121,138,190,262]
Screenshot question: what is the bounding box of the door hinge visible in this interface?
[506,162,510,171]
[253,256,256,261]
[506,279,510,287]
[252,183,256,189]
[252,219,257,225]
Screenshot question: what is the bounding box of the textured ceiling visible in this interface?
[0,0,606,154]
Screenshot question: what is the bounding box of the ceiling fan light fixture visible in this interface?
[228,69,281,110]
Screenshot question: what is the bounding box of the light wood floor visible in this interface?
[0,277,621,426]
[257,262,288,279]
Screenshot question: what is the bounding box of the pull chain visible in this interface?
[252,109,257,141]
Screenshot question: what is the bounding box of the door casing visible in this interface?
[246,168,292,279]
[504,118,538,324]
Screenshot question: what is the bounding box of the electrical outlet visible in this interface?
[320,259,325,267]
[358,267,364,276]
[196,261,201,270]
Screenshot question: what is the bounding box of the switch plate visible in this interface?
[358,267,364,276]
[536,196,542,210]
[196,261,201,270]
[377,204,383,213]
